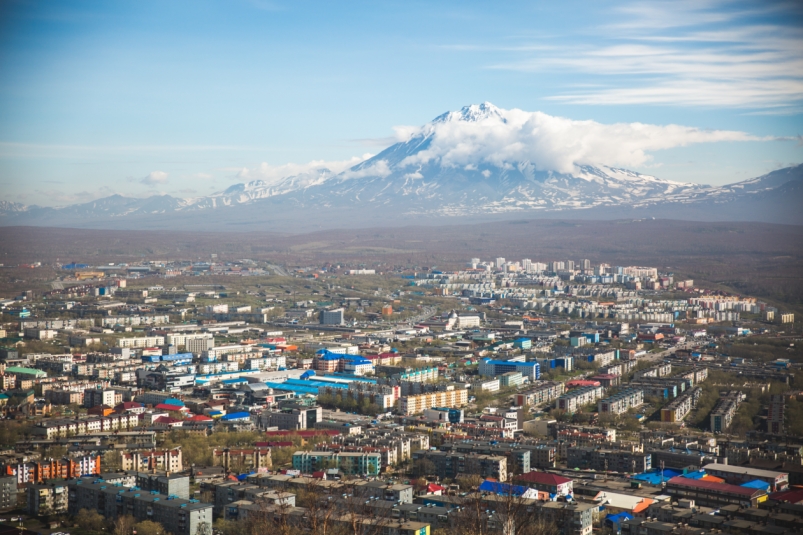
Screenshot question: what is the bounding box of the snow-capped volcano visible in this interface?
[1,103,801,229]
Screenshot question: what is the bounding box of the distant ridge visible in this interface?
[2,103,801,230]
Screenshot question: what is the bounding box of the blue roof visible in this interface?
[605,512,634,525]
[263,382,320,395]
[741,480,771,490]
[632,469,683,485]
[163,398,185,406]
[222,378,248,385]
[478,480,528,496]
[221,411,250,421]
[483,360,538,367]
[285,378,348,389]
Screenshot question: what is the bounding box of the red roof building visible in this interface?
[114,401,145,414]
[565,379,602,389]
[515,471,573,496]
[665,476,767,507]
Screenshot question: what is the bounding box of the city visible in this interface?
[0,249,801,535]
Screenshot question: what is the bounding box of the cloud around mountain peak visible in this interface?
[392,103,764,175]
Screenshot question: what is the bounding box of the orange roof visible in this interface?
[632,498,655,514]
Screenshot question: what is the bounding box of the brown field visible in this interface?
[1,219,802,311]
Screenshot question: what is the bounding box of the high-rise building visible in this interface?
[320,308,345,325]
[768,394,785,434]
[581,259,591,270]
[495,257,506,268]
[83,388,117,408]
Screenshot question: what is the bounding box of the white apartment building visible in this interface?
[117,336,165,348]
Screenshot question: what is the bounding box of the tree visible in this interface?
[113,515,136,535]
[411,457,437,478]
[212,519,238,535]
[132,520,168,535]
[74,509,106,532]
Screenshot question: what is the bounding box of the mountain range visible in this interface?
[2,103,801,231]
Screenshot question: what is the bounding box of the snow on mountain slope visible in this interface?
[1,104,801,225]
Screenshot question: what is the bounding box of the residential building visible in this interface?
[515,471,573,496]
[411,450,507,482]
[120,448,183,472]
[6,456,101,484]
[660,387,702,423]
[292,451,381,476]
[0,476,17,510]
[598,388,644,416]
[28,481,68,515]
[567,447,651,473]
[536,502,594,535]
[399,390,468,416]
[134,472,191,499]
[84,388,119,408]
[67,480,212,535]
[116,336,165,348]
[556,385,605,413]
[710,391,742,433]
[515,382,565,407]
[768,394,785,434]
[212,448,272,472]
[353,481,414,504]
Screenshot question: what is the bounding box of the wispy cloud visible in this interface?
[140,171,168,185]
[485,0,803,111]
[236,155,373,183]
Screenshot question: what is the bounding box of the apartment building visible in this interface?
[634,362,672,379]
[710,391,743,433]
[439,442,530,475]
[32,414,141,439]
[117,336,166,348]
[121,448,183,472]
[598,388,644,416]
[292,451,382,476]
[6,456,101,485]
[660,387,702,423]
[84,388,120,408]
[399,389,468,416]
[212,448,272,472]
[556,385,605,413]
[0,476,16,510]
[514,381,565,406]
[28,481,68,515]
[411,450,507,482]
[135,472,191,499]
[67,479,212,535]
[567,447,651,473]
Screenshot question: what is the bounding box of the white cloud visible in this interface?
[140,171,168,185]
[340,160,392,180]
[237,155,373,183]
[484,1,803,110]
[396,104,762,174]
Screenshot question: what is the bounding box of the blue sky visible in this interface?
[0,0,801,206]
